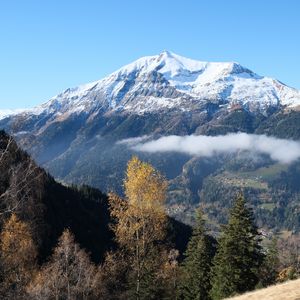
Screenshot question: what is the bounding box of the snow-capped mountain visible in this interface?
[1,51,300,226]
[0,109,28,120]
[2,51,300,122]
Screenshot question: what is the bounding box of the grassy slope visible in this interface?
[227,279,300,300]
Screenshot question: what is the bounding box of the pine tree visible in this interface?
[210,193,263,300]
[180,209,214,300]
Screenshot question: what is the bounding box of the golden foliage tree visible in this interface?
[96,250,129,299]
[27,229,98,300]
[109,156,169,299]
[159,248,180,299]
[0,213,38,298]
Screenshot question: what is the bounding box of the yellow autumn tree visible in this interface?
[109,156,169,299]
[0,213,38,298]
[27,229,99,300]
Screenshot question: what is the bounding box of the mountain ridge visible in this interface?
[1,51,300,122]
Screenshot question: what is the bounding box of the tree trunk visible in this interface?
[136,229,140,300]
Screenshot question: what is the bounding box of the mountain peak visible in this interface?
[113,51,209,79]
[113,51,256,82]
[159,50,174,57]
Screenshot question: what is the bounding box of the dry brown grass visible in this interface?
[227,279,300,300]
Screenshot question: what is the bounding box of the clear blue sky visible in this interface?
[0,0,299,109]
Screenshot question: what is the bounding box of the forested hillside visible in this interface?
[0,132,189,298]
[0,130,113,262]
[1,131,300,299]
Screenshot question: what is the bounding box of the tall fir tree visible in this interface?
[210,193,263,300]
[180,208,215,300]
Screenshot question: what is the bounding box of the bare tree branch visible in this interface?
[0,134,44,217]
[0,135,13,165]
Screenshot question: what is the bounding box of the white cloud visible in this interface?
[116,135,150,146]
[120,133,300,164]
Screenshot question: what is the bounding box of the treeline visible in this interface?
[0,156,299,299]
